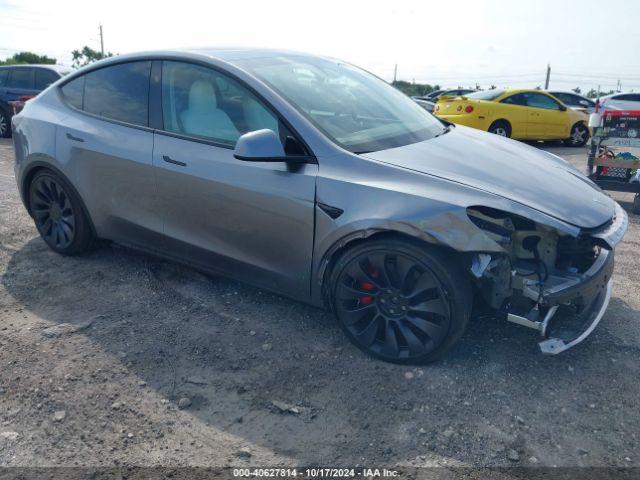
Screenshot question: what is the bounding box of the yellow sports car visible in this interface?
[434,89,590,146]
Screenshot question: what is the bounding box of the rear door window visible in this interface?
[7,68,34,89]
[34,69,60,90]
[83,61,151,126]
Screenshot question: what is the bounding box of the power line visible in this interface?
[555,71,640,81]
[420,72,542,81]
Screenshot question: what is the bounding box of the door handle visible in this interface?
[66,133,84,142]
[162,155,186,167]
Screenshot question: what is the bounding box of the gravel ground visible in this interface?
[0,138,639,471]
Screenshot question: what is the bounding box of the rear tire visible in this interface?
[488,120,511,138]
[329,239,472,364]
[0,106,10,138]
[28,170,94,255]
[564,122,589,147]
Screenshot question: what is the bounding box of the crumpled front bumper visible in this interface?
[506,246,615,355]
[530,214,621,354]
[500,202,626,354]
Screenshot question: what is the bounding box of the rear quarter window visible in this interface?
[500,93,528,106]
[60,76,85,109]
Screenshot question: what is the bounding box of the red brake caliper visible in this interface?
[359,265,379,305]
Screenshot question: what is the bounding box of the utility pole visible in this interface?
[544,64,550,89]
[393,64,397,83]
[99,24,104,57]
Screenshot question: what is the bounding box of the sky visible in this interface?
[1,0,640,93]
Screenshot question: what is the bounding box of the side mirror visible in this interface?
[234,129,285,161]
[559,105,567,111]
[234,129,311,163]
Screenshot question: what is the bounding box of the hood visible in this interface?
[363,126,614,229]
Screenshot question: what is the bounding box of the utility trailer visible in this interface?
[587,109,640,214]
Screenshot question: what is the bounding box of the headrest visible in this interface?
[188,79,217,112]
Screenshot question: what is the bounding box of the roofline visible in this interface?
[0,63,71,71]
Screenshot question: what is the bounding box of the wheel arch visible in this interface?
[314,228,463,309]
[21,162,98,238]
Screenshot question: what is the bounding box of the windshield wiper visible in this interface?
[434,124,454,137]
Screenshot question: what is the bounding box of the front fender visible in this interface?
[310,156,581,306]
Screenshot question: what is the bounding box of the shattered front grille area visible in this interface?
[467,205,614,353]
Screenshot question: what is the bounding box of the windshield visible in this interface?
[467,89,505,101]
[235,55,446,153]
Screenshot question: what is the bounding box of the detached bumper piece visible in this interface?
[538,280,612,354]
[507,247,615,355]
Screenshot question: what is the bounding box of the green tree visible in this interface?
[71,46,113,68]
[572,87,582,94]
[391,80,440,97]
[0,51,56,65]
[585,88,615,99]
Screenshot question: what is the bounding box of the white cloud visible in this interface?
[1,0,639,91]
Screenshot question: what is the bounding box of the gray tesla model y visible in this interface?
[11,49,627,363]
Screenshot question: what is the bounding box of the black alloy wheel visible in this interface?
[0,107,9,138]
[28,171,94,254]
[331,240,471,364]
[30,174,76,250]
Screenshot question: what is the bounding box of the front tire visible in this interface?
[28,170,94,255]
[565,122,589,147]
[329,239,472,364]
[488,120,511,138]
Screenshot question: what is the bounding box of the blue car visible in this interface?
[0,64,71,137]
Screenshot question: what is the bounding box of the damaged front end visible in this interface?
[467,202,628,354]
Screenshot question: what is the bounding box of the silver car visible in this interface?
[548,91,596,114]
[12,49,628,364]
[598,92,640,111]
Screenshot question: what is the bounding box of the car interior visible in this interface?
[162,62,280,144]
